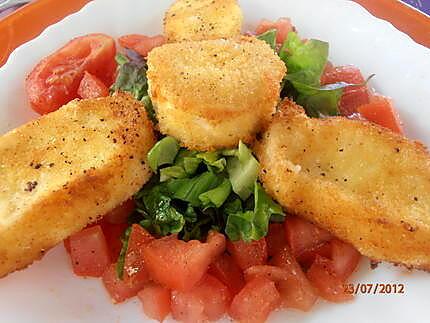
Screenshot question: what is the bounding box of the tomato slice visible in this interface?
[103,199,136,224]
[266,223,287,257]
[226,238,268,270]
[208,253,245,295]
[357,94,404,134]
[138,283,171,322]
[270,246,318,311]
[102,263,146,303]
[285,216,332,260]
[123,224,154,286]
[229,277,280,323]
[142,231,226,291]
[26,33,116,114]
[171,274,231,322]
[69,225,111,277]
[307,255,353,303]
[77,71,109,99]
[320,65,370,116]
[255,18,294,44]
[118,34,165,57]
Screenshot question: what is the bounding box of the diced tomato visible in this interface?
[138,283,171,322]
[104,199,136,224]
[208,253,245,295]
[328,239,361,281]
[229,277,280,323]
[123,224,154,286]
[320,65,370,116]
[266,223,287,257]
[100,222,128,259]
[102,263,146,303]
[26,34,116,114]
[307,255,353,302]
[63,238,71,254]
[255,18,294,44]
[118,34,165,57]
[297,241,332,270]
[77,71,109,99]
[69,225,111,277]
[270,246,318,311]
[171,274,231,322]
[357,94,404,134]
[244,265,290,283]
[227,238,268,270]
[142,231,225,291]
[285,216,332,260]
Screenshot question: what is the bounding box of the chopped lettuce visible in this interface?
[147,136,180,172]
[116,226,131,279]
[257,29,277,49]
[199,178,232,208]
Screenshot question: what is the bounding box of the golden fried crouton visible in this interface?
[164,0,243,42]
[147,37,286,150]
[0,93,156,277]
[255,99,430,270]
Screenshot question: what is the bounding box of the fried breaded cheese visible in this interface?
[0,93,155,277]
[147,37,286,150]
[255,99,430,270]
[164,0,243,42]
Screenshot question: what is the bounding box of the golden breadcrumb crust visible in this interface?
[0,93,155,277]
[164,0,243,42]
[255,99,430,270]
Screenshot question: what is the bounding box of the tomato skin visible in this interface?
[284,216,332,260]
[255,18,294,44]
[69,225,111,277]
[227,238,268,270]
[77,71,109,99]
[357,94,404,134]
[307,255,353,303]
[104,199,136,224]
[118,34,165,57]
[266,223,287,257]
[123,224,154,286]
[102,263,146,303]
[320,65,370,116]
[26,33,116,114]
[138,283,171,322]
[142,231,226,291]
[229,277,280,323]
[270,246,318,311]
[208,253,245,295]
[171,274,231,322]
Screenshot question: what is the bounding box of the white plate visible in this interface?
[0,0,429,322]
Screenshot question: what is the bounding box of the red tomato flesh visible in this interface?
[229,276,280,323]
[285,216,332,260]
[208,253,245,295]
[171,274,231,322]
[330,239,361,281]
[307,255,353,303]
[266,223,287,257]
[118,34,165,57]
[77,71,109,99]
[270,246,318,311]
[104,199,136,224]
[138,283,171,322]
[69,225,111,277]
[142,231,225,291]
[100,221,128,260]
[102,263,146,303]
[26,33,116,114]
[123,224,154,286]
[255,18,294,44]
[357,94,404,134]
[227,238,268,270]
[320,65,370,116]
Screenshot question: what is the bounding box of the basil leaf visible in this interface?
[147,136,180,172]
[116,226,132,279]
[199,178,232,208]
[257,29,277,49]
[226,141,260,200]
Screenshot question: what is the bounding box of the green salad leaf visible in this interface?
[257,29,277,49]
[226,141,260,200]
[225,183,284,241]
[116,226,132,279]
[147,136,180,172]
[199,178,232,208]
